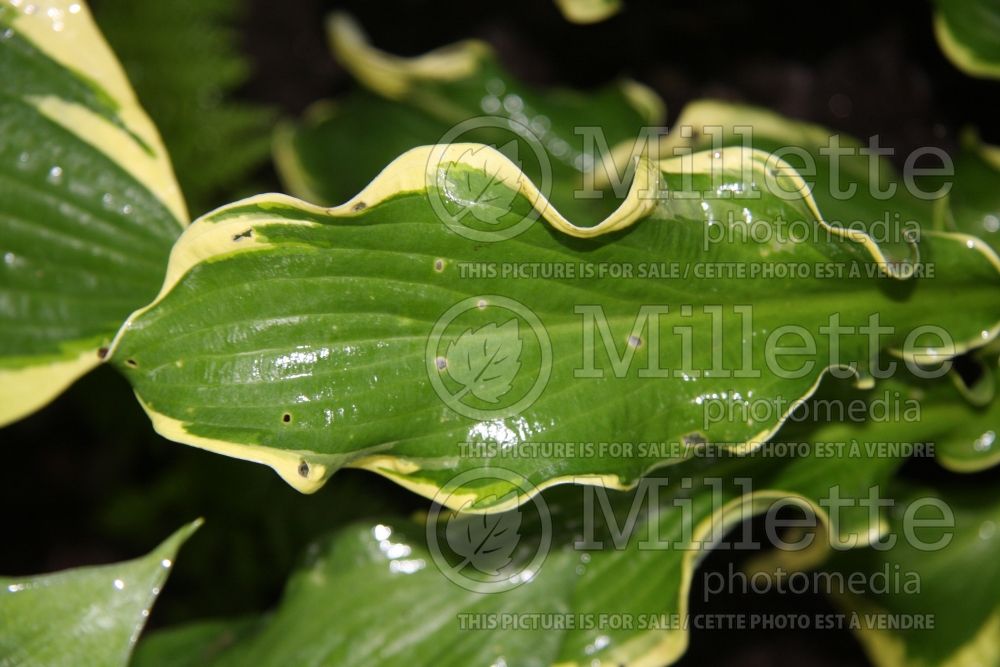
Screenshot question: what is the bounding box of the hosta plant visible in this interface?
[1,2,999,667]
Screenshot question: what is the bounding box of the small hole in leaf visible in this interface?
[232,229,252,241]
[282,412,292,423]
[125,358,138,368]
[298,461,310,477]
[352,201,367,212]
[434,259,445,272]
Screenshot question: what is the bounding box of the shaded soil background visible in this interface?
[2,0,998,665]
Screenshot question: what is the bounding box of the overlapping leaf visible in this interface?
[130,375,945,666]
[0,520,200,667]
[930,129,1000,252]
[830,484,1000,667]
[275,13,662,223]
[0,0,186,425]
[933,0,1000,79]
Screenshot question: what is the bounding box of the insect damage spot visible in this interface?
[682,432,707,447]
[282,412,292,423]
[434,258,445,272]
[232,229,253,241]
[298,461,310,477]
[352,201,367,212]
[97,347,109,359]
[125,358,138,368]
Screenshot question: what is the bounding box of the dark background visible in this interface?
[3,1,998,664]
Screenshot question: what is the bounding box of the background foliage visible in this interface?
[1,0,998,664]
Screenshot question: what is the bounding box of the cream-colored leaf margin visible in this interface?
[657,99,928,280]
[836,596,1000,667]
[5,0,187,223]
[553,0,622,24]
[557,492,843,667]
[933,11,1000,80]
[324,12,664,189]
[109,143,1000,508]
[0,348,98,427]
[327,11,662,126]
[327,12,487,101]
[0,0,187,427]
[271,102,332,205]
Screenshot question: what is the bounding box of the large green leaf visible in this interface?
[108,142,1000,508]
[0,0,186,425]
[0,520,200,667]
[133,366,963,667]
[131,444,892,666]
[830,484,1000,667]
[275,13,662,223]
[933,0,1000,79]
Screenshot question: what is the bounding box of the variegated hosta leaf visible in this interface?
[553,0,622,24]
[131,420,903,667]
[658,99,939,275]
[109,143,1000,508]
[933,0,1000,79]
[275,13,662,221]
[0,0,187,425]
[677,101,1000,473]
[831,485,1000,667]
[0,520,200,667]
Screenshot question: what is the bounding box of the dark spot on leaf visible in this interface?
[97,347,109,359]
[125,358,138,368]
[298,461,309,477]
[682,432,706,447]
[282,412,292,423]
[352,201,367,212]
[232,228,252,241]
[434,258,445,272]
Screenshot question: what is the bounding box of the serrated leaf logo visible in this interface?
[445,503,523,576]
[445,319,522,403]
[442,143,522,226]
